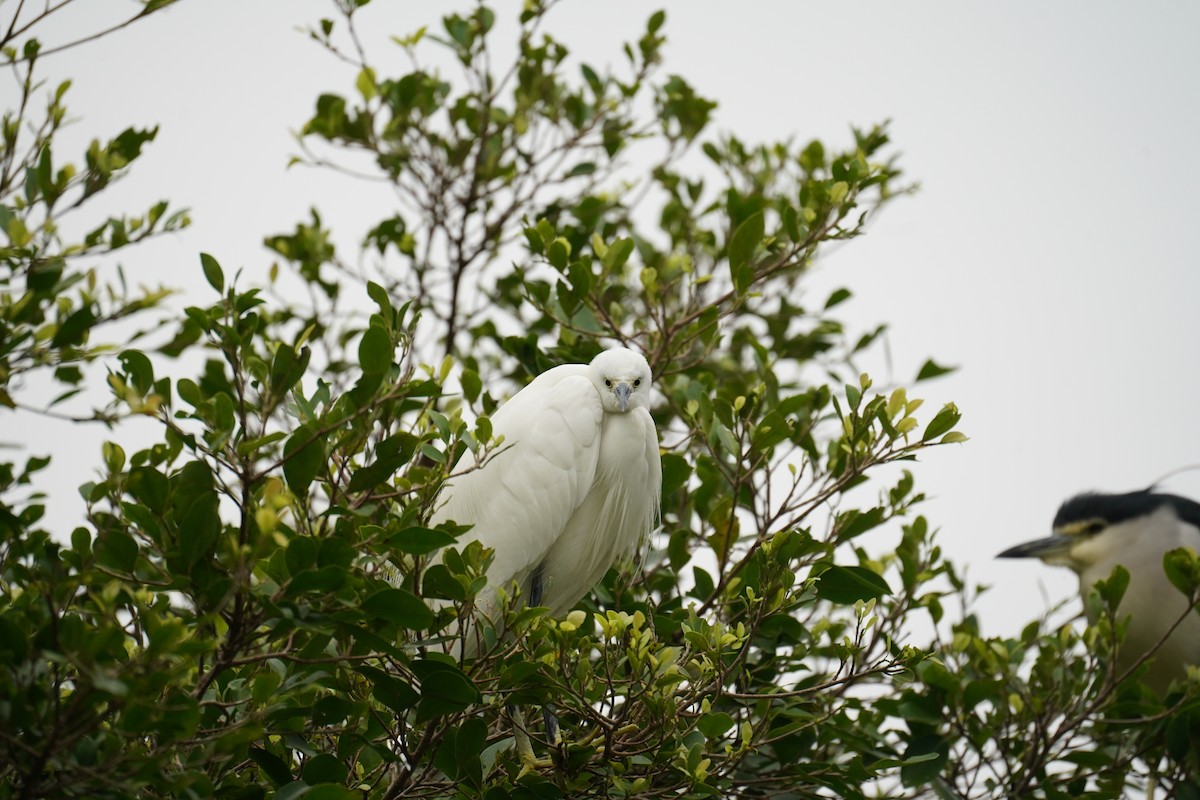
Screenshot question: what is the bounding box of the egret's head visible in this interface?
[589,347,652,413]
[996,489,1200,573]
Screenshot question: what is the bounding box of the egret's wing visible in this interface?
[431,365,603,596]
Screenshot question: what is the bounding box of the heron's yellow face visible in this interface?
[1037,518,1108,568]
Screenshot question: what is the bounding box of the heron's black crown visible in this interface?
[1054,489,1200,532]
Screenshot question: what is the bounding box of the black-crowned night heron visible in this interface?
[998,488,1200,694]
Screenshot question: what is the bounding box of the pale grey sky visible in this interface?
[12,0,1200,636]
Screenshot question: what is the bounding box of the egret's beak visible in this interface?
[996,535,1073,560]
[614,381,632,412]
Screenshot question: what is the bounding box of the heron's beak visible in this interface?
[614,381,632,412]
[996,535,1073,561]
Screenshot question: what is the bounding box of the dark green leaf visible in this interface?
[270,344,310,400]
[286,565,346,595]
[697,712,735,739]
[900,734,949,786]
[200,252,224,293]
[283,424,325,494]
[302,754,349,785]
[362,587,435,629]
[94,530,138,572]
[729,211,764,294]
[825,288,852,309]
[303,786,359,800]
[916,358,956,381]
[248,747,291,787]
[286,537,317,574]
[311,697,353,727]
[51,306,97,348]
[412,659,480,721]
[390,526,456,555]
[816,565,891,604]
[347,433,417,493]
[660,453,690,496]
[358,325,393,375]
[357,666,418,714]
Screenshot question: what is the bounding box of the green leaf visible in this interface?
[412,659,480,721]
[304,786,359,800]
[390,526,456,554]
[358,325,393,375]
[844,383,861,411]
[51,306,97,348]
[171,461,220,569]
[435,716,487,785]
[270,344,309,400]
[285,537,317,574]
[348,433,418,493]
[118,349,155,393]
[710,419,739,456]
[286,565,346,595]
[660,453,690,496]
[283,424,325,494]
[311,696,353,727]
[27,257,63,292]
[274,782,311,800]
[547,238,570,270]
[816,565,891,604]
[461,369,482,403]
[362,587,435,629]
[916,358,956,381]
[825,288,852,309]
[357,666,418,714]
[355,66,377,100]
[921,403,961,442]
[697,711,735,739]
[834,507,885,543]
[422,564,466,602]
[200,252,224,293]
[900,734,949,786]
[728,211,764,294]
[94,530,138,572]
[602,237,635,272]
[1163,549,1200,597]
[248,747,291,787]
[127,466,169,513]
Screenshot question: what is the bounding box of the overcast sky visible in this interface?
[12,0,1200,637]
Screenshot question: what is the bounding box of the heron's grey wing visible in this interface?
[431,366,603,598]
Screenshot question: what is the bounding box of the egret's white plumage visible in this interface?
[432,347,661,629]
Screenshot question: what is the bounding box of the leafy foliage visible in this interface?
[1,2,1198,799]
[0,3,187,418]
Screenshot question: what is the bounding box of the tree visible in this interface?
[2,2,1199,798]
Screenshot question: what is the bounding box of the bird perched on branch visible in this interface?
[433,346,661,629]
[428,346,661,768]
[998,487,1200,694]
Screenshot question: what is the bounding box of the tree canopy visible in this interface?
[2,2,1199,798]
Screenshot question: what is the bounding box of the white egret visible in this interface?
[433,346,661,633]
[428,346,661,768]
